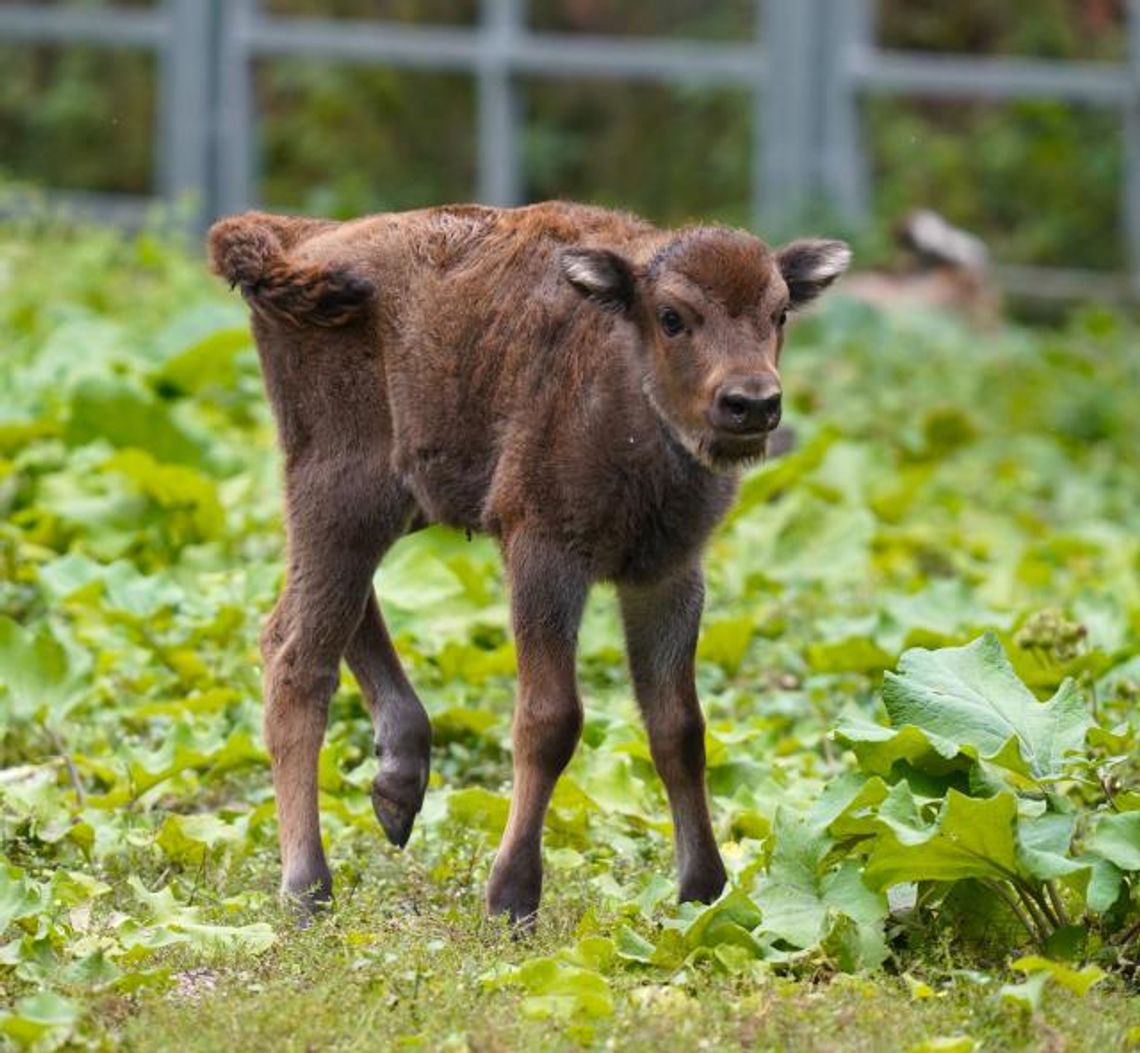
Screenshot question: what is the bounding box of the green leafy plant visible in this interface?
[1,221,1138,1049]
[836,634,1137,955]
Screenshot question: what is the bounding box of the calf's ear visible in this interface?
[777,239,852,309]
[561,248,637,311]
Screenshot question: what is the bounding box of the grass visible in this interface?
[0,217,1138,1052]
[121,884,1140,1053]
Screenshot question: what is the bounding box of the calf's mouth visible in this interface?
[703,427,771,470]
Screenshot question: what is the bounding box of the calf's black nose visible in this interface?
[713,388,782,433]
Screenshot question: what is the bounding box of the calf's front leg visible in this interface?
[486,537,588,925]
[619,565,726,903]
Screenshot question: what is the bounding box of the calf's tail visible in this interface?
[207,211,374,328]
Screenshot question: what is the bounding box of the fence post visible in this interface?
[215,0,258,218]
[159,0,213,229]
[760,0,820,231]
[748,0,767,229]
[819,0,874,226]
[1126,0,1140,296]
[477,0,521,205]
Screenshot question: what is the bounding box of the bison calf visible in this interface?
[207,201,850,924]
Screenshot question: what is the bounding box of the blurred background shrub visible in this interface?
[0,0,1130,272]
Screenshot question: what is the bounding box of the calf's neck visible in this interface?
[208,200,850,923]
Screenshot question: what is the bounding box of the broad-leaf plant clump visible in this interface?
[0,217,1137,1049]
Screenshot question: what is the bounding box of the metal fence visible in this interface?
[3,0,1139,300]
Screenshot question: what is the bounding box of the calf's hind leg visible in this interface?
[346,591,432,848]
[261,471,411,913]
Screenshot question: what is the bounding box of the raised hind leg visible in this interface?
[345,591,431,848]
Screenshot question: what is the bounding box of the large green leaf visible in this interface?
[0,991,80,1046]
[879,578,1011,654]
[881,634,1092,780]
[0,618,83,721]
[1012,955,1105,997]
[481,955,613,1022]
[1081,856,1124,913]
[122,878,275,956]
[104,450,224,544]
[445,786,509,839]
[153,326,250,396]
[754,809,888,967]
[65,376,209,467]
[1016,812,1087,881]
[834,717,971,778]
[683,888,764,958]
[0,867,49,933]
[156,813,246,867]
[698,615,755,674]
[1085,812,1140,871]
[863,789,1023,889]
[806,636,894,675]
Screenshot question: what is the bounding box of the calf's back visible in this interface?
[210,201,734,583]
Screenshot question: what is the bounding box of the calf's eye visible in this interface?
[659,307,685,337]
[777,308,788,327]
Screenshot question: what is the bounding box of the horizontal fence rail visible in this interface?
[855,53,1135,104]
[0,4,167,46]
[1,0,1138,300]
[240,19,765,80]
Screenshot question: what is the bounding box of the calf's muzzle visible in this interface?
[710,384,782,435]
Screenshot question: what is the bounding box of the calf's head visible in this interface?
[562,229,850,470]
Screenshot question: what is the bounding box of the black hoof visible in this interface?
[678,859,728,905]
[371,786,418,848]
[486,853,541,928]
[282,867,333,926]
[487,894,540,933]
[371,759,427,848]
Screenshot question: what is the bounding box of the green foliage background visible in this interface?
[0,1,1131,269]
[0,218,1138,1049]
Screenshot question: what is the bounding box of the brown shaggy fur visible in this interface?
[208,200,850,923]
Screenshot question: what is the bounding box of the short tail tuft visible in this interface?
[207,212,374,328]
